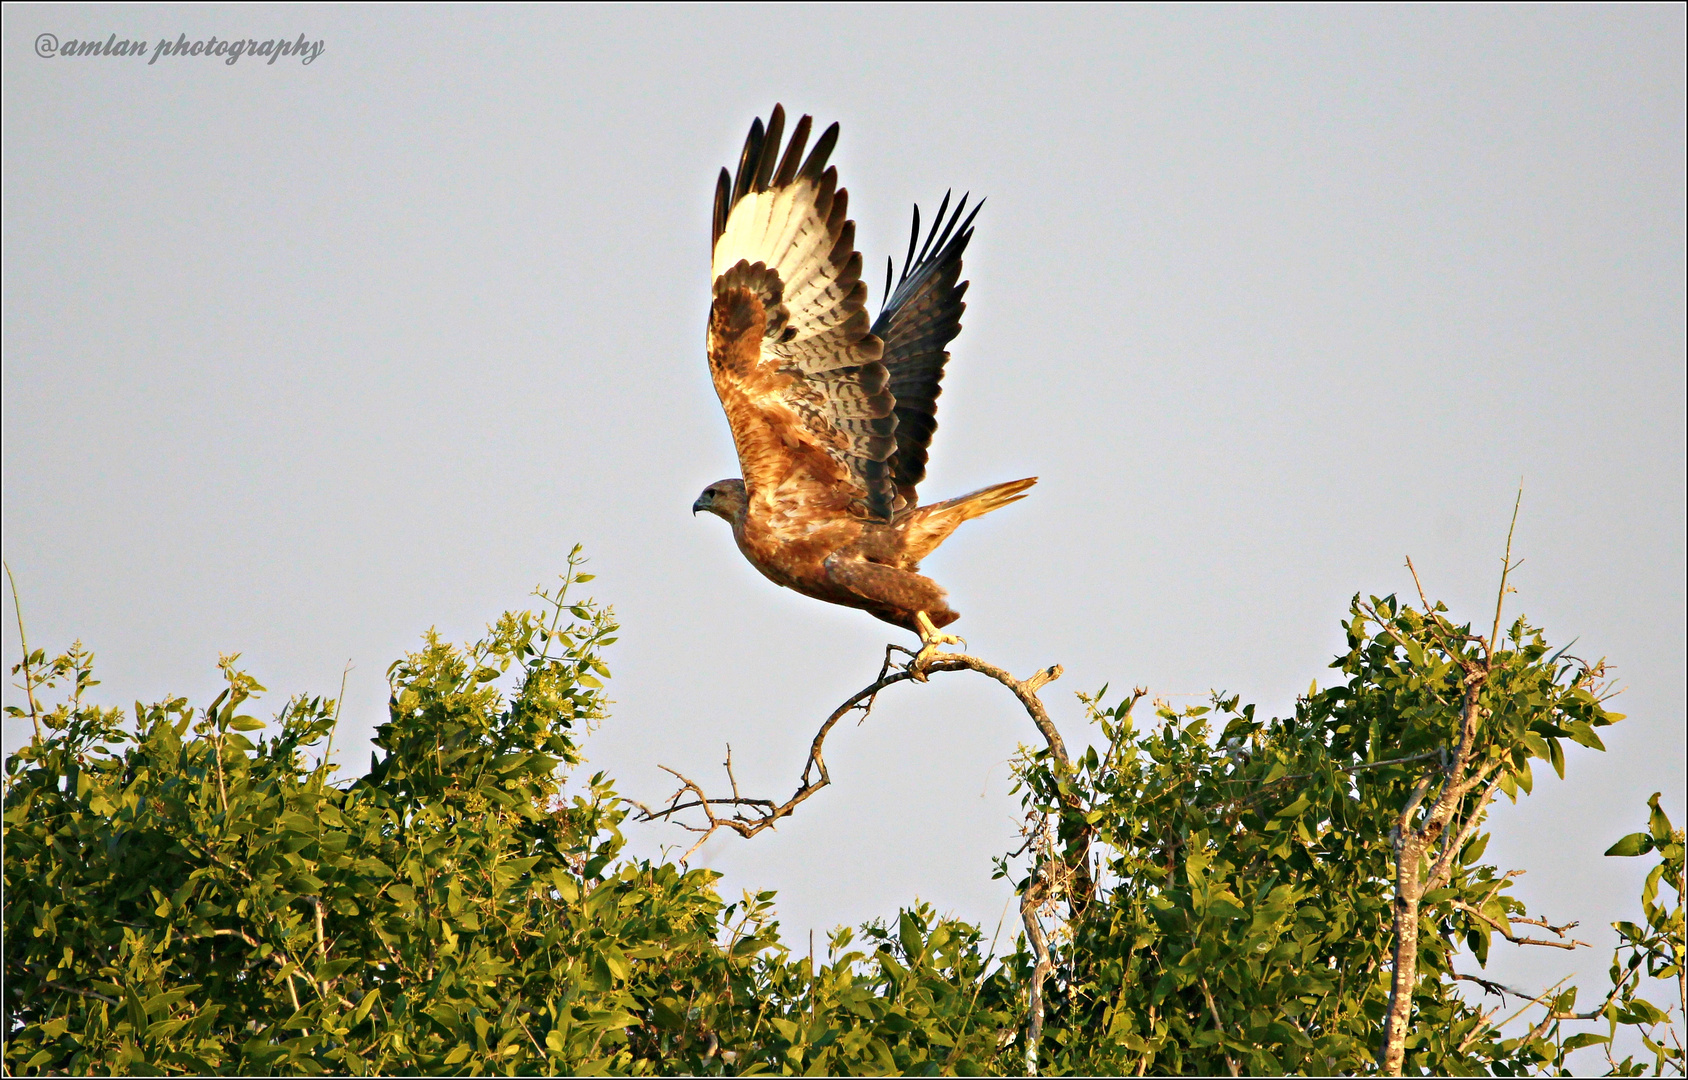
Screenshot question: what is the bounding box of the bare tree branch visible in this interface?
[635,645,1088,1074]
[1454,972,1536,1000]
[1453,900,1590,950]
[633,650,1072,865]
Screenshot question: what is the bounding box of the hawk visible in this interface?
[693,105,1035,663]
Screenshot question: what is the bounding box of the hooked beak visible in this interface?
[692,495,707,516]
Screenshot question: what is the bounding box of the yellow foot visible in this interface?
[910,612,966,681]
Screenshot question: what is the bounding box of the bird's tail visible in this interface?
[929,476,1038,520]
[897,477,1037,562]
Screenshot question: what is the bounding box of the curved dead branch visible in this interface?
[629,643,1092,1074]
[629,646,1073,860]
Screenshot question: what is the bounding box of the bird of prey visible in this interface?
[692,105,1035,664]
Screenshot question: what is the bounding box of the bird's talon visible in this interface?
[908,612,966,681]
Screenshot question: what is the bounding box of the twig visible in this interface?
[1454,900,1590,950]
[514,1011,547,1060]
[1490,489,1524,655]
[1199,976,1241,1077]
[307,894,333,1000]
[322,660,352,777]
[5,561,42,741]
[1274,748,1443,785]
[309,896,328,962]
[961,893,1015,1038]
[41,978,119,1005]
[1492,975,1575,1035]
[1453,1003,1503,1057]
[1405,556,1434,614]
[1454,972,1535,999]
[1508,914,1584,936]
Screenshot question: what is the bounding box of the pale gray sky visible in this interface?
[4,3,1683,1033]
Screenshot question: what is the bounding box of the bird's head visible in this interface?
[692,478,748,524]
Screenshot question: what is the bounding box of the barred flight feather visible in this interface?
[708,105,898,521]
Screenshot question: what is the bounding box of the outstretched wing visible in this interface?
[871,192,982,512]
[707,106,898,524]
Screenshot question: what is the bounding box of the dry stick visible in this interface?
[1454,972,1536,1000]
[321,661,352,781]
[1490,490,1524,656]
[960,893,1015,1042]
[1273,748,1443,786]
[4,561,43,742]
[631,668,919,844]
[633,655,1073,859]
[1509,976,1580,1043]
[1452,901,1589,950]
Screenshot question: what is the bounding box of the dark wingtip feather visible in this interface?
[800,122,840,181]
[924,193,969,265]
[884,256,894,306]
[901,204,920,285]
[712,168,731,244]
[957,196,984,241]
[774,114,812,187]
[873,190,988,501]
[733,117,765,204]
[916,190,952,266]
[753,105,784,193]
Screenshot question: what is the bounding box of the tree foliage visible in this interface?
[999,593,1678,1075]
[3,556,1682,1075]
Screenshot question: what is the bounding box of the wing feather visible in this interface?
[871,193,982,510]
[708,107,898,521]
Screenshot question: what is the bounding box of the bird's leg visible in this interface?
[910,611,967,681]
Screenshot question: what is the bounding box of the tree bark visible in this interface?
[1381,844,1423,1075]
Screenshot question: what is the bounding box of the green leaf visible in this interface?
[1460,832,1491,866]
[1566,720,1606,751]
[1562,1033,1611,1050]
[1275,794,1311,819]
[1620,999,1670,1025]
[650,999,687,1031]
[1607,833,1654,858]
[1647,792,1672,843]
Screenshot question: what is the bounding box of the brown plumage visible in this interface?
[694,105,1034,642]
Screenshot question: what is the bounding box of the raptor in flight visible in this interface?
[693,105,1035,663]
